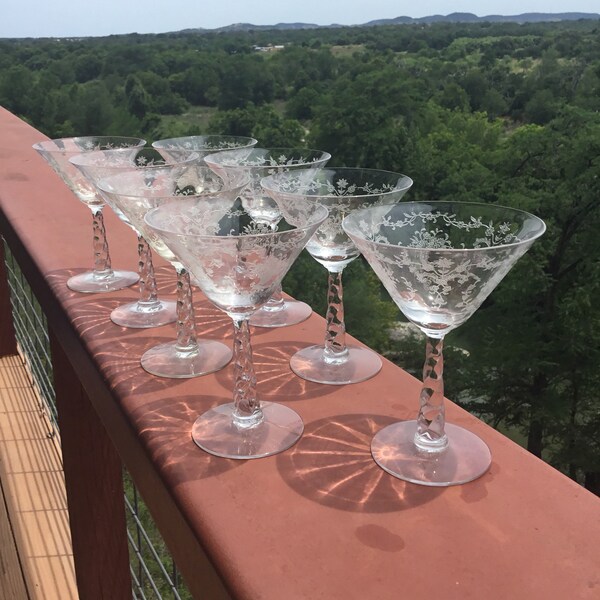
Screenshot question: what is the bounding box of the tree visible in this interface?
[0,65,35,116]
[455,108,600,489]
[70,81,115,134]
[308,64,415,169]
[137,71,187,115]
[285,86,321,120]
[125,75,151,120]
[217,55,275,110]
[208,105,304,146]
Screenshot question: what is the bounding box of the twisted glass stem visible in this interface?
[324,269,348,361]
[232,319,262,429]
[175,267,198,352]
[261,219,285,312]
[262,284,285,312]
[91,208,113,278]
[415,336,448,452]
[137,236,160,306]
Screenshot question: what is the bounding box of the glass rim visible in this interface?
[261,167,414,200]
[342,200,547,252]
[152,134,258,148]
[204,147,332,168]
[69,148,201,168]
[96,168,250,201]
[145,196,329,241]
[33,136,146,153]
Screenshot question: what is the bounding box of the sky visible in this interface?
[2,0,599,38]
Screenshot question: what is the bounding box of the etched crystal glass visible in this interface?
[33,136,145,293]
[262,167,413,384]
[205,147,331,328]
[97,165,248,378]
[342,201,546,486]
[152,135,257,163]
[70,148,200,329]
[144,196,328,459]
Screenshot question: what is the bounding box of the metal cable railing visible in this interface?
[3,240,58,435]
[125,472,190,599]
[2,239,190,599]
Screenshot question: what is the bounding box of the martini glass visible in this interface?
[152,135,257,162]
[262,167,413,385]
[205,147,331,328]
[342,201,546,486]
[144,195,328,459]
[70,148,201,329]
[32,136,145,293]
[97,165,248,378]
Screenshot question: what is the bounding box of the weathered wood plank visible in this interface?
[0,354,77,600]
[0,478,28,600]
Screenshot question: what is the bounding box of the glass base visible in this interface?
[192,401,304,459]
[67,269,139,294]
[110,299,177,329]
[249,299,312,328]
[371,421,492,487]
[290,345,382,385]
[141,340,232,378]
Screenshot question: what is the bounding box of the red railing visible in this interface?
[1,106,599,600]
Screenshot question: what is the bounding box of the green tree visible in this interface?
[70,81,115,134]
[125,75,151,120]
[0,65,35,116]
[217,55,275,110]
[208,105,304,146]
[455,108,600,489]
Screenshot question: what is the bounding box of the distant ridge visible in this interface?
[179,12,599,33]
[365,12,600,26]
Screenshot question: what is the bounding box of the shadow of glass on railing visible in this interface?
[215,339,340,404]
[277,413,444,513]
[3,242,194,600]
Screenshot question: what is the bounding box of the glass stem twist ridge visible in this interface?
[232,319,263,429]
[415,336,448,452]
[175,268,198,351]
[137,235,160,306]
[92,208,113,278]
[324,269,348,361]
[263,220,285,312]
[264,284,285,310]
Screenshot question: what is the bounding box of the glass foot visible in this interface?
[67,269,139,294]
[110,299,177,329]
[141,340,232,378]
[290,345,382,385]
[371,420,491,487]
[192,402,304,459]
[249,299,312,328]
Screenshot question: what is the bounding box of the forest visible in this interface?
[1,18,599,493]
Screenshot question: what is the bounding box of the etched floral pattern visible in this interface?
[35,137,145,206]
[260,167,413,385]
[145,196,326,449]
[344,203,545,335]
[205,148,330,227]
[363,210,519,249]
[145,198,327,319]
[152,135,257,163]
[262,168,413,267]
[32,136,146,293]
[343,202,546,478]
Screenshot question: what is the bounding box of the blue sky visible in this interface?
[2,0,599,38]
